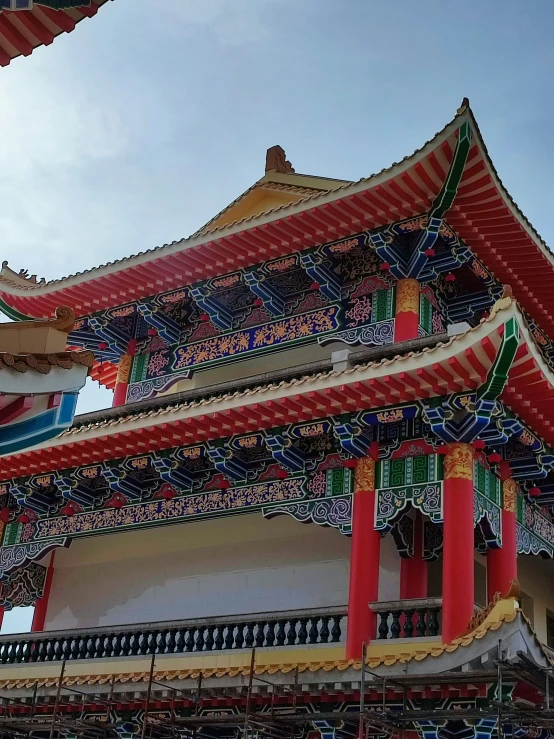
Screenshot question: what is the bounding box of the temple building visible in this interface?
[0,99,552,738]
[0,1,108,66]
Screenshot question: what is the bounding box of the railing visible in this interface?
[0,606,347,665]
[370,598,442,640]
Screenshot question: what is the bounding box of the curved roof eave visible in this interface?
[3,297,554,478]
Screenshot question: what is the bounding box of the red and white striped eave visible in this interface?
[1,105,553,347]
[0,1,109,66]
[1,300,553,480]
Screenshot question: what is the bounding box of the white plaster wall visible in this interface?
[517,555,554,644]
[44,516,401,631]
[165,341,349,396]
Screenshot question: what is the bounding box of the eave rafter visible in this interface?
[0,1,108,66]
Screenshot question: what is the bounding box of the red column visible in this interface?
[346,456,380,660]
[487,478,518,600]
[394,278,419,343]
[112,340,136,408]
[31,552,55,633]
[0,607,4,633]
[400,511,428,599]
[442,443,475,644]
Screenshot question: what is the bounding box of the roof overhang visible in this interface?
[0,1,109,66]
[1,103,553,341]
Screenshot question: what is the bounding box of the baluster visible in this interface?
[297,618,308,645]
[403,610,415,639]
[175,629,185,653]
[86,637,95,659]
[195,628,205,652]
[103,636,112,658]
[112,634,122,657]
[78,637,88,660]
[214,626,224,651]
[224,625,235,650]
[53,639,63,661]
[21,641,31,663]
[147,632,156,654]
[415,609,427,637]
[6,642,14,663]
[285,619,297,646]
[330,616,342,643]
[166,629,177,654]
[205,626,215,651]
[308,618,319,644]
[244,623,255,648]
[254,622,266,648]
[275,620,286,647]
[119,634,129,657]
[137,632,148,656]
[378,612,390,639]
[234,624,245,649]
[155,631,165,654]
[37,639,48,663]
[14,641,24,663]
[128,633,140,656]
[184,628,195,652]
[93,636,103,659]
[265,622,275,647]
[390,611,402,639]
[0,642,8,664]
[319,616,330,644]
[427,608,440,637]
[70,638,80,660]
[26,640,36,663]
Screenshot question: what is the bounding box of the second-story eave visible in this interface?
[0,296,552,478]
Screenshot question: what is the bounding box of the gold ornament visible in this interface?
[395,278,420,315]
[354,457,375,492]
[116,353,133,385]
[503,479,516,512]
[444,443,474,480]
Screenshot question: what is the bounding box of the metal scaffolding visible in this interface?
[0,644,552,739]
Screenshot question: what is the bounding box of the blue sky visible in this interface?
[1,0,554,631]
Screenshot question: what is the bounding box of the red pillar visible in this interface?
[487,478,518,600]
[400,511,428,599]
[346,456,380,660]
[394,278,420,343]
[0,607,4,633]
[31,552,55,633]
[442,443,475,644]
[112,340,136,408]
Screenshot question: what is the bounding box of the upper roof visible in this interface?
[0,1,109,66]
[1,101,553,341]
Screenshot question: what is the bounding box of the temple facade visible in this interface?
[0,100,552,739]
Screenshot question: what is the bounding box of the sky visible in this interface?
[2,0,554,631]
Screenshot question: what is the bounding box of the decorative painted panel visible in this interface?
[375,482,443,531]
[474,462,501,506]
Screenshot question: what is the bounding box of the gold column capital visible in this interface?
[395,278,420,315]
[354,457,375,493]
[443,442,474,480]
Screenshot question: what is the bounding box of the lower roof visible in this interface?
[0,297,552,479]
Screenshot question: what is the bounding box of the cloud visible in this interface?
[147,0,287,45]
[0,69,128,173]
